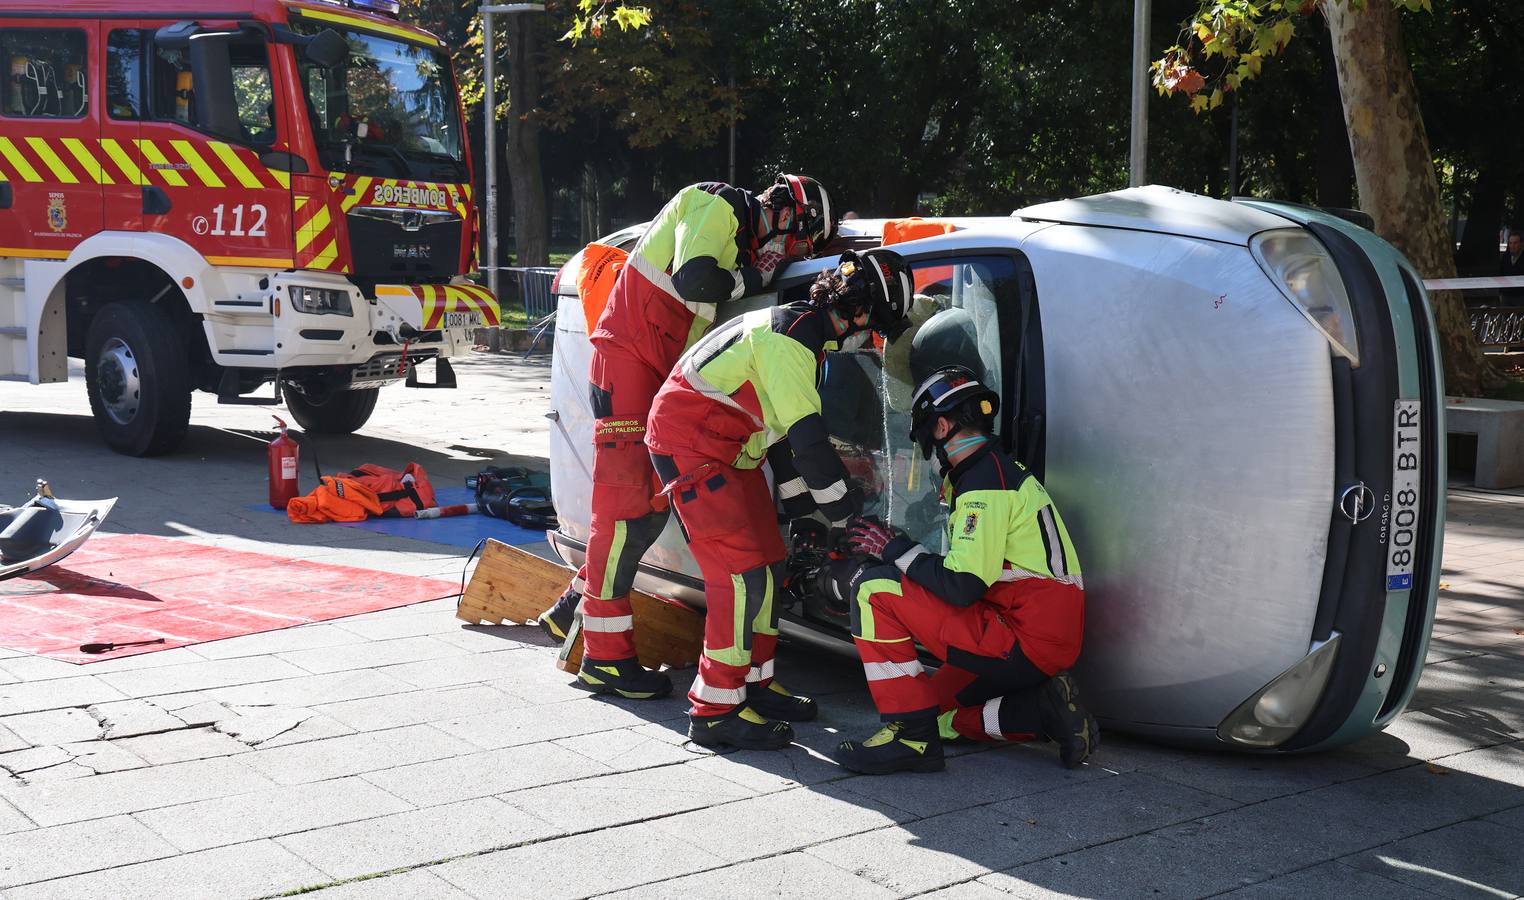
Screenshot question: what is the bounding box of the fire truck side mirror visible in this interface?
[151,20,245,142]
[304,29,348,69]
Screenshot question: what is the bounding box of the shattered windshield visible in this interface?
[817,255,1017,551]
[296,26,464,181]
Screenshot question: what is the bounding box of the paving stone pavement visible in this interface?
[2,354,1522,899]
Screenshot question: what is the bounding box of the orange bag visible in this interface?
[882,217,957,246]
[578,242,629,333]
[286,476,384,524]
[345,463,436,517]
[882,219,958,292]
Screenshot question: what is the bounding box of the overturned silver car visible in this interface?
[547,186,1445,751]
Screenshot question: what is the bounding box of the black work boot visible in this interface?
[1039,671,1099,768]
[744,681,819,722]
[835,719,945,775]
[577,657,672,700]
[688,705,795,751]
[537,587,580,643]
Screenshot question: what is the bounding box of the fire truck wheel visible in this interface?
[84,302,192,457]
[281,385,380,435]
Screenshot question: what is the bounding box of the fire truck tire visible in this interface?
[84,302,192,457]
[282,385,380,435]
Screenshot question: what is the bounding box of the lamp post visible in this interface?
[1129,0,1150,187]
[480,3,545,302]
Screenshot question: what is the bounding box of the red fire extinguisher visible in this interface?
[268,416,301,509]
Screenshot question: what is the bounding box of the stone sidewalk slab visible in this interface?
[362,739,610,807]
[431,818,724,900]
[131,776,413,852]
[1,756,275,827]
[597,851,897,900]
[0,815,175,888]
[2,839,330,900]
[1342,819,1524,899]
[274,796,556,881]
[239,723,477,785]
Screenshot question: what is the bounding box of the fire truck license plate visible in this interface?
[1385,399,1421,591]
[445,311,479,330]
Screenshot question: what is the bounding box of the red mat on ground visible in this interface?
[0,534,458,663]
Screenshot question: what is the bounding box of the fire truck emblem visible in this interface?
[963,512,978,535]
[46,194,66,233]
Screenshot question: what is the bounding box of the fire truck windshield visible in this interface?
[296,26,464,181]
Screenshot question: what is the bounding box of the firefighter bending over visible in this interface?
[645,248,913,750]
[543,176,835,701]
[825,367,1098,774]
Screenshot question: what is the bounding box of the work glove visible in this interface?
[844,515,914,563]
[754,234,789,286]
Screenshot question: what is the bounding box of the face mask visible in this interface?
[933,432,988,476]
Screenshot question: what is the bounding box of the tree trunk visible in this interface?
[1322,0,1496,395]
[504,15,548,267]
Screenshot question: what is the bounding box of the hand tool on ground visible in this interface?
[79,638,166,654]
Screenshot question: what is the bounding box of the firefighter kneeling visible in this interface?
[825,367,1099,775]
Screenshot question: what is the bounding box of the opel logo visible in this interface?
[1339,482,1375,524]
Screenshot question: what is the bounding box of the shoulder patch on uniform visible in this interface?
[963,512,978,535]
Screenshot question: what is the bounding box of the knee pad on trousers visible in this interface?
[601,511,669,601]
[830,561,899,639]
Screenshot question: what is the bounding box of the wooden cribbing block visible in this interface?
[457,539,703,672]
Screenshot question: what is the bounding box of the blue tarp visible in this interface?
[253,486,548,549]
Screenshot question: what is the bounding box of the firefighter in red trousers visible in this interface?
[645,248,914,750]
[540,175,836,701]
[823,367,1099,774]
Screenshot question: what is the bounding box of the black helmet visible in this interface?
[908,365,1000,461]
[775,173,835,253]
[827,247,913,341]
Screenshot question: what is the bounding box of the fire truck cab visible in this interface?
[0,0,495,455]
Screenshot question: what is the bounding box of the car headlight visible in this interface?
[1217,633,1341,748]
[288,286,353,317]
[1250,229,1360,367]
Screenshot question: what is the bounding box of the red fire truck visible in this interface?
[0,0,496,455]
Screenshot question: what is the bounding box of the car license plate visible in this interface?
[445,311,479,330]
[1385,399,1421,591]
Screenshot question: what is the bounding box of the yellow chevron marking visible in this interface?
[310,239,340,269]
[99,139,144,185]
[62,138,113,185]
[297,205,332,253]
[0,138,43,182]
[136,141,187,187]
[209,142,262,189]
[268,168,290,189]
[294,195,310,212]
[25,137,78,184]
[341,177,373,211]
[171,140,225,188]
